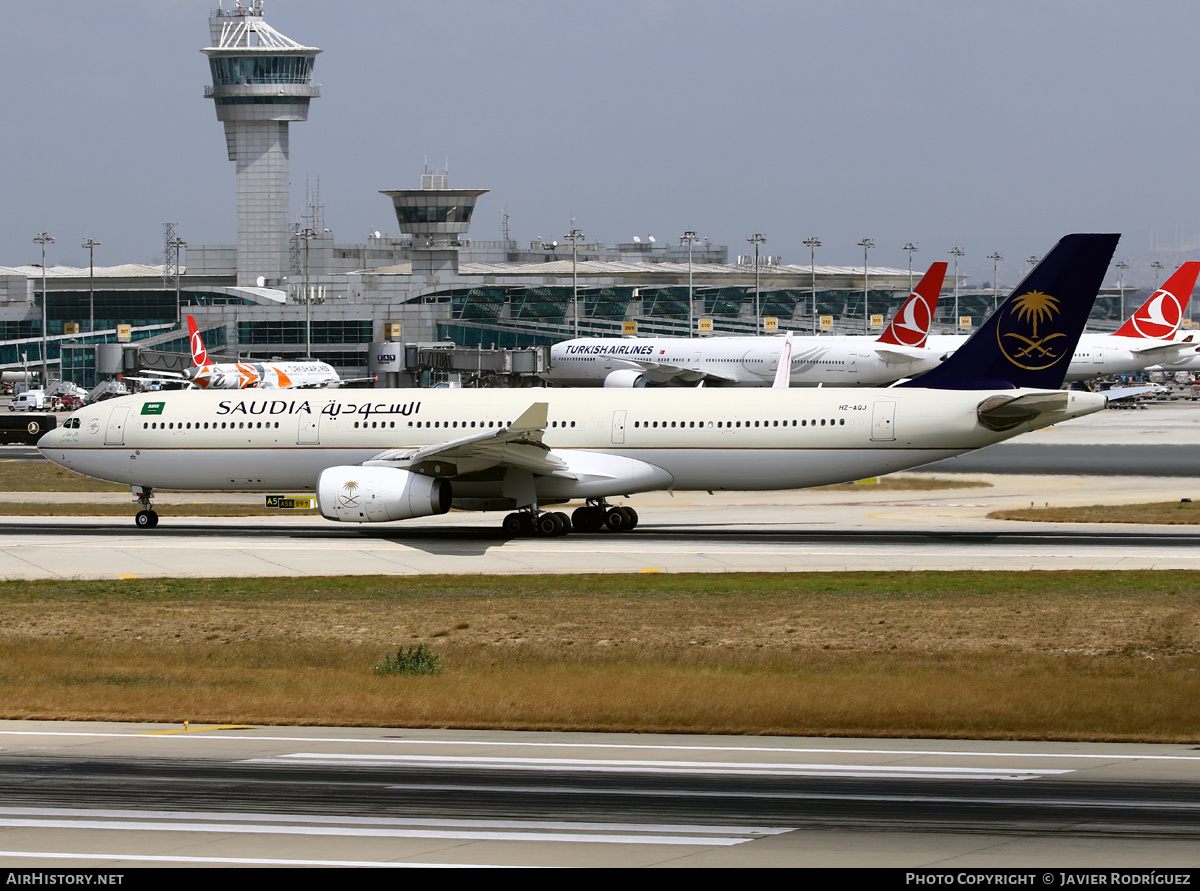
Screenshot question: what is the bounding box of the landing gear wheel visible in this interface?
[502,513,524,536]
[552,512,572,535]
[604,506,629,532]
[572,505,604,533]
[535,512,564,537]
[135,509,158,530]
[621,507,638,530]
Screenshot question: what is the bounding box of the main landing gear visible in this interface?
[501,500,638,537]
[133,486,158,529]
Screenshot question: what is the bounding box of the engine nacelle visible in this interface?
[603,368,648,388]
[317,465,451,523]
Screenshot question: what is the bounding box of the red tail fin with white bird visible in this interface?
[1113,262,1199,339]
[876,262,948,348]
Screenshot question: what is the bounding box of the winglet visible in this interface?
[772,332,794,389]
[187,315,210,367]
[877,261,947,348]
[901,234,1119,390]
[1114,261,1199,339]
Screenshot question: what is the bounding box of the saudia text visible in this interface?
[216,400,422,419]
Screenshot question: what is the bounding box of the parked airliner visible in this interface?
[39,236,1118,535]
[925,262,1200,381]
[140,316,360,390]
[542,262,949,388]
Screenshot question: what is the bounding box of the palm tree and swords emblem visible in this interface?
[337,480,362,508]
[996,290,1066,370]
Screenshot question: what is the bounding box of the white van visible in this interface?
[9,390,47,411]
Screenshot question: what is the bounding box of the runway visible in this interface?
[0,721,1196,868]
[1,403,1197,577]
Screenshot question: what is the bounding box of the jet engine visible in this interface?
[317,466,451,523]
[603,368,649,388]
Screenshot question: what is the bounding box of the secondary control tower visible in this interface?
[202,2,320,287]
[381,172,488,278]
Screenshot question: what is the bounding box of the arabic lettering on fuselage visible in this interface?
[214,399,421,418]
[563,343,656,356]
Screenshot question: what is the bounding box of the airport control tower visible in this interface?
[382,172,489,278]
[202,2,320,287]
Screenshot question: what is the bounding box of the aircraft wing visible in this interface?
[363,402,573,478]
[1100,385,1168,403]
[873,345,942,365]
[1128,340,1199,361]
[617,357,739,385]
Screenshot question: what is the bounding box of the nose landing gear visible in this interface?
[132,486,158,529]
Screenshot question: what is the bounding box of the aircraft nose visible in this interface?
[36,426,63,453]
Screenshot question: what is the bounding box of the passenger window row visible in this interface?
[143,421,281,430]
[633,418,846,429]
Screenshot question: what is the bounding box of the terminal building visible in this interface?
[0,2,1134,389]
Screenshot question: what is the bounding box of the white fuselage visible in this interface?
[544,336,943,387]
[38,387,1105,511]
[188,360,341,390]
[925,333,1199,381]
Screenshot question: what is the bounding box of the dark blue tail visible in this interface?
[902,233,1119,390]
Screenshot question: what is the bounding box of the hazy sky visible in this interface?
[3,0,1197,287]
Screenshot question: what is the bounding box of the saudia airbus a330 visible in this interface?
[541,262,949,388]
[39,234,1119,535]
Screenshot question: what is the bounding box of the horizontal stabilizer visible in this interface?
[976,392,1069,431]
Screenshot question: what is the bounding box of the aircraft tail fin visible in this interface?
[187,315,210,367]
[772,332,794,389]
[1113,261,1199,339]
[877,261,947,348]
[900,234,1119,390]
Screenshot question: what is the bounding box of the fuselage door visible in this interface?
[1092,346,1104,365]
[871,400,896,441]
[848,353,859,374]
[104,406,129,445]
[298,411,320,445]
[611,409,627,445]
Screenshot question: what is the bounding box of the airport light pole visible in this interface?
[902,242,919,294]
[565,227,585,337]
[858,238,874,334]
[167,237,186,328]
[299,227,316,358]
[949,247,965,331]
[681,230,700,337]
[1115,260,1129,318]
[33,232,54,386]
[1027,255,1039,275]
[803,236,821,334]
[1152,260,1165,289]
[82,238,101,335]
[987,251,1003,315]
[747,233,766,333]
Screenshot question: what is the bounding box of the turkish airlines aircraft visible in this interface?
[542,262,949,388]
[184,316,353,389]
[39,236,1118,534]
[925,262,1200,381]
[136,317,356,390]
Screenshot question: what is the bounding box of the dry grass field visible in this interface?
[990,502,1200,525]
[2,572,1196,741]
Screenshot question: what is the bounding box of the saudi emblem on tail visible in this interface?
[903,234,1120,390]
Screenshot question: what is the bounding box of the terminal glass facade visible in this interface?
[237,319,372,345]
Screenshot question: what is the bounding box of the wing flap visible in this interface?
[363,401,571,478]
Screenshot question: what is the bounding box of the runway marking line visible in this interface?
[0,851,510,868]
[141,725,254,735]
